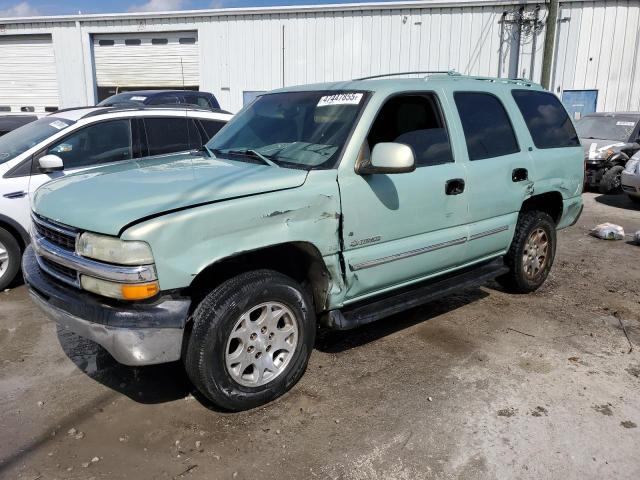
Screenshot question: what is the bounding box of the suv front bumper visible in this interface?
[23,246,190,366]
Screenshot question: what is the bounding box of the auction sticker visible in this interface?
[616,121,635,126]
[317,93,363,107]
[49,120,69,130]
[130,96,147,101]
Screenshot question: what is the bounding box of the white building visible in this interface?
[0,0,638,115]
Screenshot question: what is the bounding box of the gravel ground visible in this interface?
[1,192,639,480]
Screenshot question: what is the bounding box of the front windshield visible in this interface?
[206,90,368,169]
[576,116,638,142]
[0,116,74,166]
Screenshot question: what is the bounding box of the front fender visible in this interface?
[121,170,342,291]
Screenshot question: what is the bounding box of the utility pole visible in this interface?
[541,0,559,89]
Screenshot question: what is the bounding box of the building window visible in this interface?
[125,39,142,46]
[98,39,115,46]
[152,38,168,45]
[179,37,196,44]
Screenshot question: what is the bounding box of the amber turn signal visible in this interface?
[121,282,160,300]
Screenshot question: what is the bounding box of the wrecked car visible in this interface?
[576,112,640,193]
[23,74,584,411]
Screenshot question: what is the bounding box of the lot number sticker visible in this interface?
[317,93,363,107]
[130,96,147,101]
[616,121,635,126]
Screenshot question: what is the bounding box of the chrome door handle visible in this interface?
[3,191,27,199]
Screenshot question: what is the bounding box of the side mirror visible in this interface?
[38,154,64,173]
[357,142,416,175]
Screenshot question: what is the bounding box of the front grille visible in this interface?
[33,216,77,251]
[41,257,78,283]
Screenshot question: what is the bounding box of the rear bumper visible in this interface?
[23,246,190,366]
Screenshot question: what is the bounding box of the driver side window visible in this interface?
[47,119,133,169]
[367,94,454,167]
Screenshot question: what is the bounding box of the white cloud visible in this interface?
[129,0,188,13]
[0,1,40,17]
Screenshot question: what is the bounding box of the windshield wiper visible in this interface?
[215,149,280,168]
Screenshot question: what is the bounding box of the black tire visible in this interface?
[497,210,556,294]
[599,165,624,194]
[184,269,315,411]
[0,227,21,291]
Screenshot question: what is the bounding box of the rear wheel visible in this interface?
[497,211,556,294]
[599,165,624,194]
[0,227,21,291]
[184,269,315,411]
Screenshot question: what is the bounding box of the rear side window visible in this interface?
[454,92,519,161]
[144,117,202,156]
[512,90,580,148]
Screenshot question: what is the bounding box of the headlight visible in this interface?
[76,232,154,265]
[81,275,159,301]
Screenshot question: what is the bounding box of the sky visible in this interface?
[0,0,399,16]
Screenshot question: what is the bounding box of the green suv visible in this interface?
[24,74,584,411]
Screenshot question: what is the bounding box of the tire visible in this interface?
[497,210,556,294]
[0,227,21,291]
[184,269,316,411]
[599,165,624,194]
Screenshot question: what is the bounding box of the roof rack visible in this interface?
[80,104,231,119]
[354,70,460,81]
[471,76,535,86]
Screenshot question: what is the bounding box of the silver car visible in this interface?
[621,152,640,204]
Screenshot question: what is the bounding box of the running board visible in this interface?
[323,258,508,330]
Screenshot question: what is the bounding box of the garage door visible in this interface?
[93,31,199,100]
[0,35,59,114]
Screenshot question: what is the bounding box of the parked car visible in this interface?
[0,105,232,290]
[0,115,38,137]
[621,152,640,203]
[23,74,583,411]
[575,112,640,193]
[98,90,222,111]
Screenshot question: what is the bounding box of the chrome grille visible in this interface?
[41,257,78,283]
[32,215,77,251]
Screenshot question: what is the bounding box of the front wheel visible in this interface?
[0,227,21,291]
[184,270,316,411]
[497,210,557,294]
[599,165,624,194]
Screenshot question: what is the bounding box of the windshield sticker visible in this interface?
[317,93,363,107]
[130,96,147,101]
[616,121,635,127]
[49,120,69,130]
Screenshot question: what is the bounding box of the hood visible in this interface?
[32,153,308,235]
[580,138,630,160]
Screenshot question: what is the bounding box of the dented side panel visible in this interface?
[121,170,343,295]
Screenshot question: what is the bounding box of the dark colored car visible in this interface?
[98,90,221,111]
[0,115,38,137]
[576,112,640,193]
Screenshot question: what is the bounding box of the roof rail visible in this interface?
[471,76,535,86]
[354,70,460,81]
[80,104,231,119]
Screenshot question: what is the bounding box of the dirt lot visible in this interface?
[1,192,639,480]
